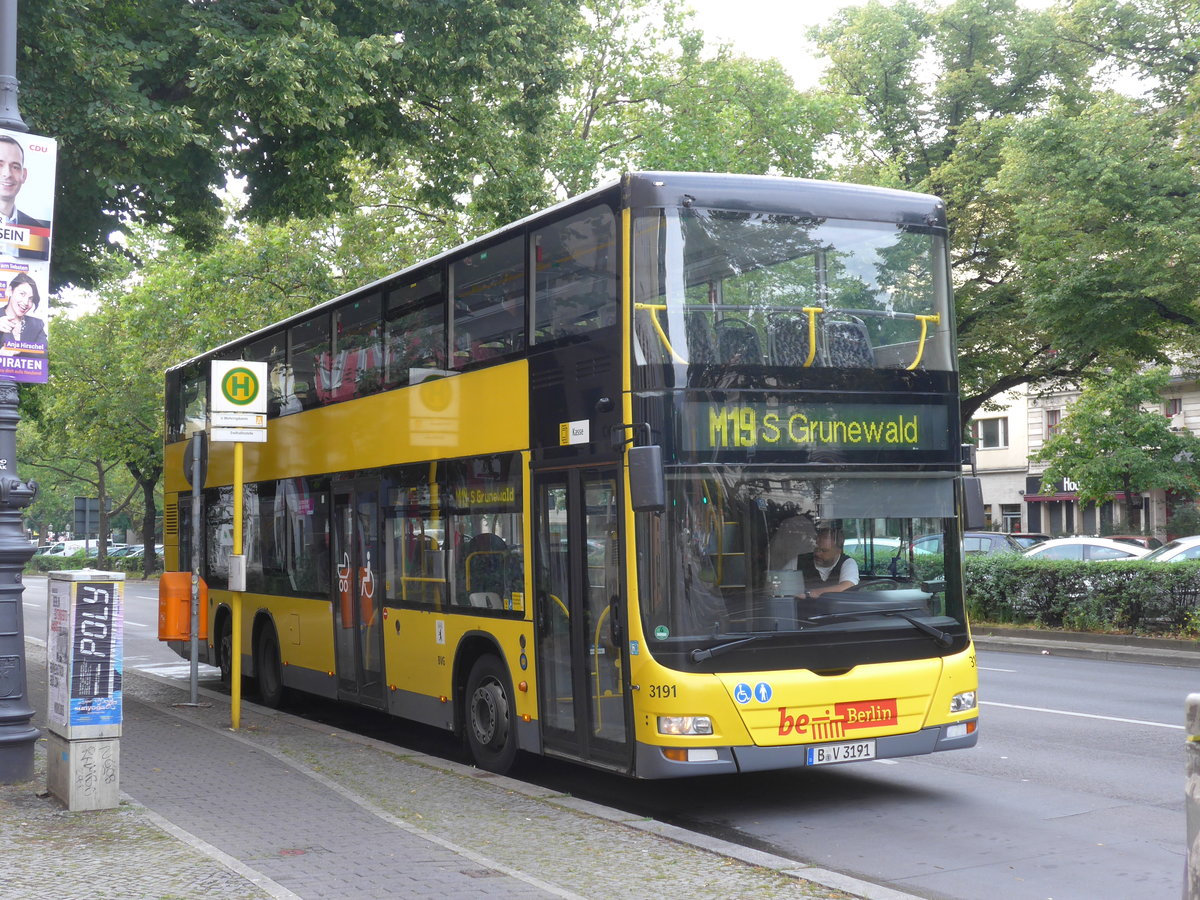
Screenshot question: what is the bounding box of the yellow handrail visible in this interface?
[634,302,689,364]
[801,307,824,367]
[907,314,941,371]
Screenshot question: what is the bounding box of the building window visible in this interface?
[1166,398,1183,418]
[1046,408,1062,437]
[972,417,1008,449]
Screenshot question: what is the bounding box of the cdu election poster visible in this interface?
[0,128,55,383]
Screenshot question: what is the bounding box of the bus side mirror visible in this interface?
[961,476,985,530]
[628,445,666,513]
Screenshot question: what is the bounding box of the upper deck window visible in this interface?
[532,204,617,342]
[452,235,525,369]
[327,292,383,402]
[633,208,954,372]
[384,272,446,387]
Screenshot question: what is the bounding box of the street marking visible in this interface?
[979,666,1017,672]
[982,700,1183,730]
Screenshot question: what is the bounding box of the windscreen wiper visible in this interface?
[799,607,954,648]
[690,635,773,662]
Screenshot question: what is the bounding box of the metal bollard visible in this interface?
[1185,694,1200,899]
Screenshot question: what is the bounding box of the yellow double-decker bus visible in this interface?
[163,172,979,777]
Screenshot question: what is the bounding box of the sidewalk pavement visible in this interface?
[5,639,916,900]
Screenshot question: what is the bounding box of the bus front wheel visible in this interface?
[465,655,517,774]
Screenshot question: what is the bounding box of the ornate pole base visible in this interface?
[0,379,38,783]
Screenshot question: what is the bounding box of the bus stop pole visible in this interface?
[230,441,243,730]
[1186,694,1200,899]
[189,441,201,706]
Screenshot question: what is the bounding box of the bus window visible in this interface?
[384,273,446,387]
[532,204,617,342]
[327,292,383,402]
[452,235,525,369]
[168,362,208,442]
[633,208,953,372]
[446,455,523,612]
[288,313,331,413]
[246,331,285,419]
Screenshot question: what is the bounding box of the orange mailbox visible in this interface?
[158,572,209,641]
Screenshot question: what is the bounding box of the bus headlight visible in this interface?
[658,715,713,736]
[950,691,977,713]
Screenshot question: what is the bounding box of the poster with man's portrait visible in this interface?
[0,128,56,384]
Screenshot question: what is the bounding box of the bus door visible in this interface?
[332,479,385,708]
[534,466,631,771]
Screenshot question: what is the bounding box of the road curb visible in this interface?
[974,627,1200,667]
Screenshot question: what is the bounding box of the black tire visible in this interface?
[464,654,517,774]
[216,613,233,687]
[255,623,286,709]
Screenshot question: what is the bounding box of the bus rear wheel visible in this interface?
[216,613,233,687]
[465,655,517,774]
[255,623,286,709]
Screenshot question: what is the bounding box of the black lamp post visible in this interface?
[0,0,39,784]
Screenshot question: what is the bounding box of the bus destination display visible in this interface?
[683,400,950,453]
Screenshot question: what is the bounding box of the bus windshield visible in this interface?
[638,470,964,662]
[634,208,953,371]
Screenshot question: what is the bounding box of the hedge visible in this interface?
[26,551,162,577]
[965,556,1200,635]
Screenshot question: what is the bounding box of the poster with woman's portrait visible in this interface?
[0,128,56,384]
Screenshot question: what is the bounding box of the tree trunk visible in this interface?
[128,461,162,578]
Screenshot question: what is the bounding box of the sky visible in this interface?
[683,0,865,88]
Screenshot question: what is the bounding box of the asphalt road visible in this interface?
[17,576,1190,899]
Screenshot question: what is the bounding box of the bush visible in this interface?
[25,551,161,577]
[965,556,1200,635]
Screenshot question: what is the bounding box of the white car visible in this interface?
[1142,535,1200,562]
[1023,537,1150,561]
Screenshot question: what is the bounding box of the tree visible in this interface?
[19,0,582,289]
[1032,368,1200,527]
[811,0,1200,418]
[540,0,845,196]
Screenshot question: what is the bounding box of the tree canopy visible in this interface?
[20,0,582,289]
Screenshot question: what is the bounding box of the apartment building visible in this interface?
[968,374,1199,539]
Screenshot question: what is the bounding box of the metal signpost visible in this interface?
[209,361,267,729]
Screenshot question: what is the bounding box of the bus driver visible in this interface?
[797,522,859,598]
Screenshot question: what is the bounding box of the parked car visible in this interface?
[121,544,164,560]
[1106,534,1164,550]
[1023,536,1150,561]
[1006,532,1050,550]
[912,531,1025,556]
[1141,536,1200,562]
[43,540,90,557]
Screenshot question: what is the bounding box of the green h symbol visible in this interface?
[222,367,260,406]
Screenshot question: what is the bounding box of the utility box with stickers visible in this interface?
[46,570,124,811]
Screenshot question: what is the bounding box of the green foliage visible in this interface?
[19,0,582,288]
[1169,504,1200,538]
[965,555,1200,634]
[811,0,1200,418]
